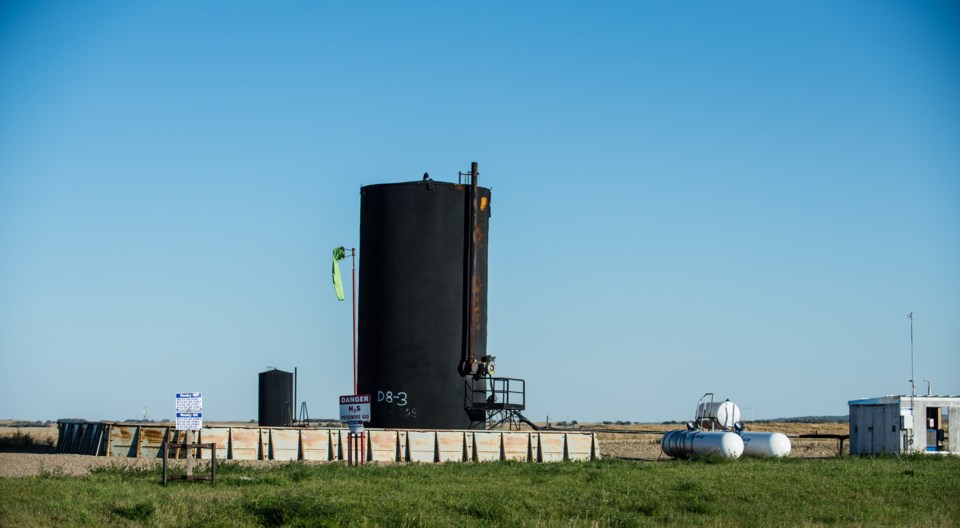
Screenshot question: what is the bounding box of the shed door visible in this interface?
[853,405,875,454]
[854,405,878,454]
[869,406,886,454]
[884,404,901,454]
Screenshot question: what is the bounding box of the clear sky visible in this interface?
[1,1,957,423]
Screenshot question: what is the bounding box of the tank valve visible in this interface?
[459,356,496,378]
[480,355,496,376]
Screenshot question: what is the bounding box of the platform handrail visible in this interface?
[464,377,526,410]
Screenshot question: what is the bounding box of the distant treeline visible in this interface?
[660,416,849,424]
[4,420,55,427]
[763,416,849,423]
[557,416,850,426]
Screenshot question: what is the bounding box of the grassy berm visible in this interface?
[1,456,958,527]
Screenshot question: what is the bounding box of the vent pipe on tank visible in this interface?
[459,162,495,379]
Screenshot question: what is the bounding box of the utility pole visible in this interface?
[907,312,916,453]
[332,246,358,395]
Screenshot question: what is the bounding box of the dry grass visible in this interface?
[0,423,59,444]
[0,424,58,453]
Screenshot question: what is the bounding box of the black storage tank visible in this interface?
[259,369,294,427]
[358,173,491,429]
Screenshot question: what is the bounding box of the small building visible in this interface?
[848,395,959,455]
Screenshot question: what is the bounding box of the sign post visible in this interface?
[339,394,371,465]
[162,391,216,485]
[175,392,203,478]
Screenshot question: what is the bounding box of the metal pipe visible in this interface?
[909,312,915,397]
[352,248,357,395]
[460,163,479,377]
[468,162,478,366]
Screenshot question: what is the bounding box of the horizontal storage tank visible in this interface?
[696,400,741,429]
[357,176,491,429]
[661,430,744,459]
[740,432,791,458]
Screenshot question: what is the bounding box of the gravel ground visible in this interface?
[0,437,843,478]
[0,453,163,478]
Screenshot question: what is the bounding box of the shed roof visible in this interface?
[848,395,960,406]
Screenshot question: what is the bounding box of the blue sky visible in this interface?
[1,1,957,423]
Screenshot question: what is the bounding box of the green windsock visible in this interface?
[332,246,347,301]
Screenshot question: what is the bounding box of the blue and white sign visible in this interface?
[176,412,203,431]
[175,392,203,412]
[175,392,203,430]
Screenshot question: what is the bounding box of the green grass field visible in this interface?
[1,456,958,527]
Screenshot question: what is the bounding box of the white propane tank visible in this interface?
[740,432,791,458]
[696,400,741,429]
[661,430,744,459]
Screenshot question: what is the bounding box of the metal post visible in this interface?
[352,248,357,395]
[345,431,365,466]
[908,312,916,453]
[350,432,362,466]
[909,312,915,397]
